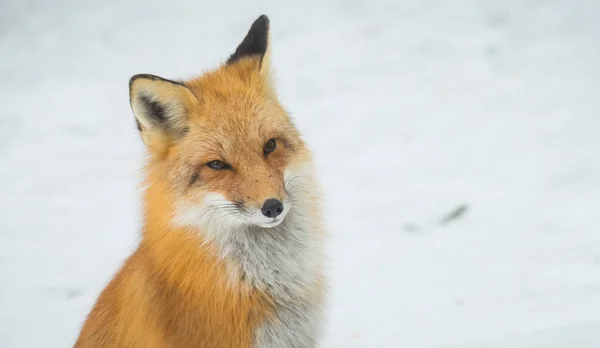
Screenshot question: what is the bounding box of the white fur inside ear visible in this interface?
[129,76,193,136]
[131,94,185,133]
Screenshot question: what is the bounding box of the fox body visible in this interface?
[75,15,326,348]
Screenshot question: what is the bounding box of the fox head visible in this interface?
[129,15,314,232]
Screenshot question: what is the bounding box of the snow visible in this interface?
[1,0,600,347]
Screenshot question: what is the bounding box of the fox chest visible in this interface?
[222,224,323,348]
[253,290,321,348]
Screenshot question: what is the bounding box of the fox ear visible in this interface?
[129,74,198,151]
[227,15,270,75]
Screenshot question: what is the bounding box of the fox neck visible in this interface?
[140,169,321,297]
[208,198,320,297]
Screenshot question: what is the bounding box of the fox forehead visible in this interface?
[183,111,292,163]
[177,65,297,159]
[186,60,271,121]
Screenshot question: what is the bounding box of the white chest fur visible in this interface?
[218,210,324,348]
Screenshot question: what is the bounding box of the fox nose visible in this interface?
[261,199,284,218]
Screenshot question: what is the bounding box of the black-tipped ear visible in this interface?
[227,15,270,65]
[129,74,198,148]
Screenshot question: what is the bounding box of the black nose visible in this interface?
[261,199,283,218]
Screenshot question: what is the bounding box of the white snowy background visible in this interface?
[1,0,599,347]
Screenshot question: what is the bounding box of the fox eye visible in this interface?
[206,160,231,170]
[264,139,277,155]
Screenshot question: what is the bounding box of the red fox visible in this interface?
[75,15,326,348]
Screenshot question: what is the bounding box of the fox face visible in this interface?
[129,15,312,231]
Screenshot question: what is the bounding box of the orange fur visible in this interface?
[76,18,321,348]
[76,172,274,347]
